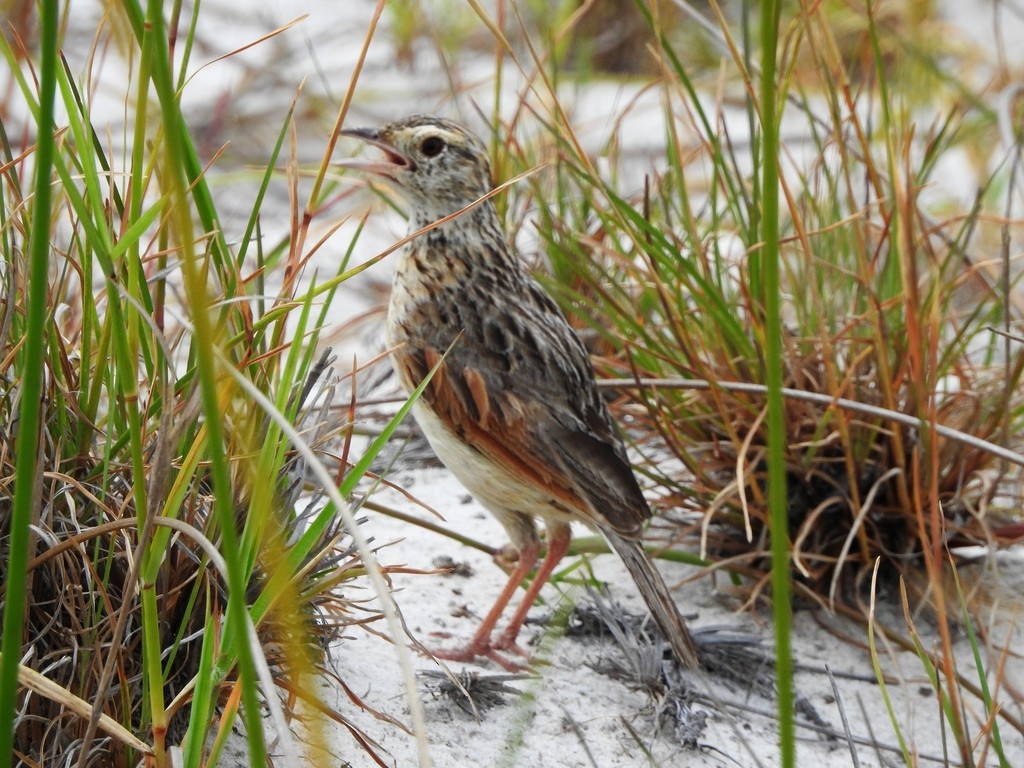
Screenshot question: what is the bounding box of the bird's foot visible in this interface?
[428,639,529,672]
[490,630,531,658]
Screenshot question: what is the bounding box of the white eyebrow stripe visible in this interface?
[408,126,464,145]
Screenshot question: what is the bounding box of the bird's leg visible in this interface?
[492,525,571,656]
[430,539,540,670]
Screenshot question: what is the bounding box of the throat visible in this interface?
[407,207,519,276]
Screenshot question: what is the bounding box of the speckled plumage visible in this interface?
[341,115,699,669]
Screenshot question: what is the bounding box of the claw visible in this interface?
[490,630,530,657]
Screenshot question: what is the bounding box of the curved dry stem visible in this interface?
[604,377,1024,468]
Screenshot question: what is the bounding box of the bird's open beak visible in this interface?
[338,128,414,176]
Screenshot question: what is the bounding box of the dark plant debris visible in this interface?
[567,588,838,747]
[419,668,530,720]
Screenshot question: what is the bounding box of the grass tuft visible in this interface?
[0,4,404,766]
[508,0,1023,615]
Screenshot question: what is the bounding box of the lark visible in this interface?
[340,115,699,670]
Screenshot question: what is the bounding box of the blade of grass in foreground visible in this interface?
[869,562,914,765]
[757,1,795,765]
[134,0,268,760]
[952,565,1011,768]
[0,0,58,761]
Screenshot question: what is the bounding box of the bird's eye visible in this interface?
[420,136,445,157]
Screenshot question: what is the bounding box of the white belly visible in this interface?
[411,401,543,509]
[407,399,581,540]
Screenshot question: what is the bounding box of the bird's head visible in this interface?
[339,115,493,220]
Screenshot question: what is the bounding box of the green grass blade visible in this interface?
[952,566,1010,767]
[868,565,914,764]
[128,0,267,759]
[0,0,59,761]
[758,2,794,765]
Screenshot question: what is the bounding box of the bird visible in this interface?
[339,115,699,670]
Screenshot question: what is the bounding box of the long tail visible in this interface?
[605,529,699,668]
